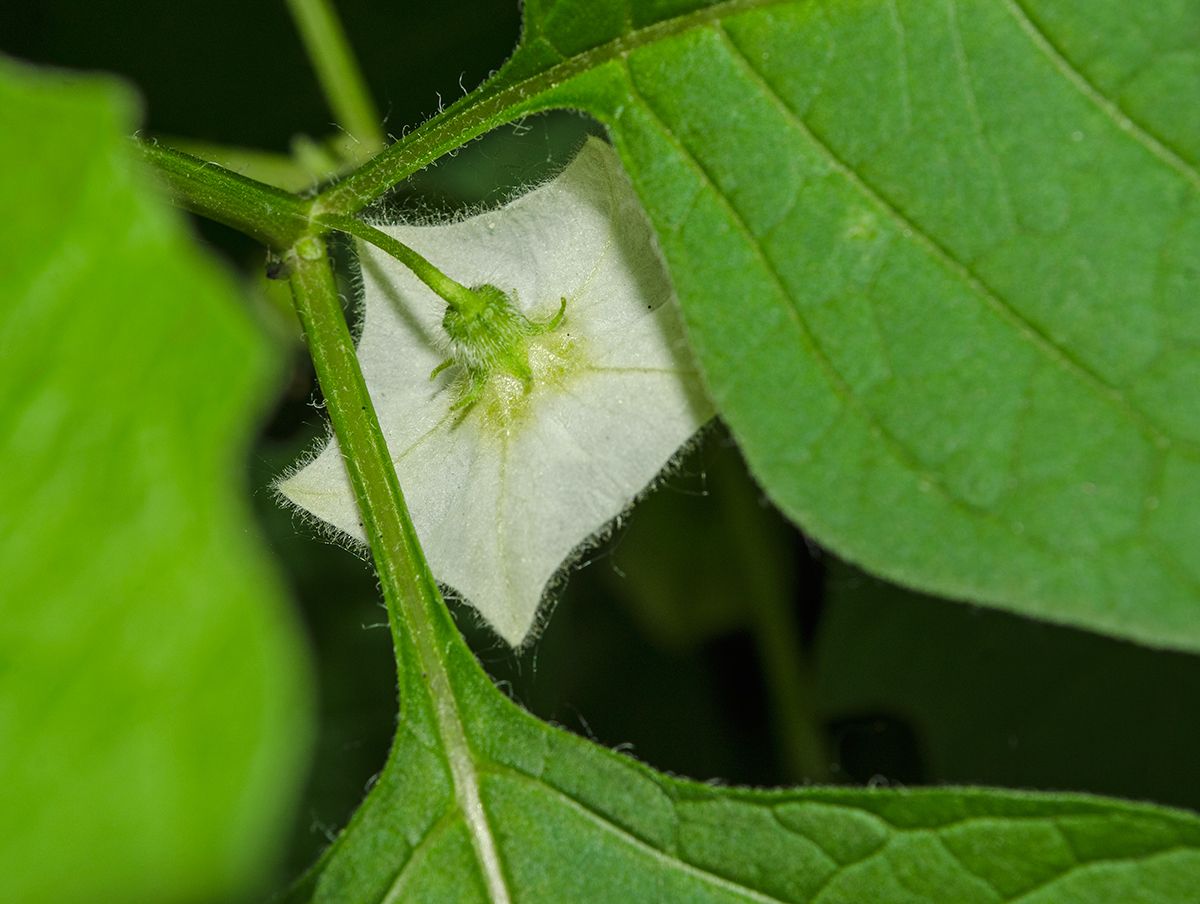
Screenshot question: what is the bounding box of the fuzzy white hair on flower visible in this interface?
[278,136,713,647]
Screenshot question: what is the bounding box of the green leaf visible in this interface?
[507,0,1200,652]
[815,559,1200,812]
[0,56,313,903]
[316,0,1200,651]
[287,605,1200,902]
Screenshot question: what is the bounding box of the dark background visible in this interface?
[7,0,1200,893]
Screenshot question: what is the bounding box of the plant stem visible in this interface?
[148,134,322,193]
[318,213,483,314]
[287,244,435,619]
[287,247,511,904]
[137,141,311,251]
[751,580,832,784]
[285,0,384,155]
[713,459,831,783]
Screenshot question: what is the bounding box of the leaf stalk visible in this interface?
[286,247,512,904]
[317,213,483,314]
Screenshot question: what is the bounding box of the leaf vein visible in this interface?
[379,809,460,904]
[885,0,912,132]
[715,22,1196,457]
[945,0,1018,234]
[1002,0,1200,194]
[490,767,796,904]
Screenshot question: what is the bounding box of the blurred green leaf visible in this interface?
[0,56,313,903]
[490,0,1200,653]
[816,559,1200,812]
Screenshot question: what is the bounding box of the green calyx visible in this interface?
[441,285,564,376]
[433,284,567,407]
[311,216,568,405]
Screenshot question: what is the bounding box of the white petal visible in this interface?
[279,137,713,647]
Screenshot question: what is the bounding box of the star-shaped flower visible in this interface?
[278,137,713,647]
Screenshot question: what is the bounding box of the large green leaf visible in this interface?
[283,578,1200,903]
[485,0,1200,652]
[0,57,313,903]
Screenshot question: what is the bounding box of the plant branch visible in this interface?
[148,134,324,193]
[286,247,511,904]
[137,141,311,250]
[285,0,384,155]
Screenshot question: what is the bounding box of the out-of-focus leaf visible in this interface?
[0,56,313,904]
[816,559,1200,813]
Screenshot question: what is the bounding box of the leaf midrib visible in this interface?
[410,625,512,904]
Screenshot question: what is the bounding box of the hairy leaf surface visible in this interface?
[286,595,1200,903]
[0,57,313,904]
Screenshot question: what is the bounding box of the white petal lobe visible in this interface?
[278,137,713,647]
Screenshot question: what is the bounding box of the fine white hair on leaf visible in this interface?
[277,136,715,647]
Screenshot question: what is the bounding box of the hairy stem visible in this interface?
[318,213,485,314]
[285,0,385,155]
[287,248,511,904]
[138,141,311,250]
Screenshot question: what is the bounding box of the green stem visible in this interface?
[137,141,311,250]
[318,213,483,314]
[287,242,438,645]
[312,102,504,217]
[714,460,831,784]
[285,0,384,155]
[148,134,323,193]
[287,247,511,904]
[310,0,769,217]
[751,582,832,784]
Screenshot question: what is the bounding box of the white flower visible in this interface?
[278,137,713,647]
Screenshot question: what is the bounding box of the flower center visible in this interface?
[435,283,572,416]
